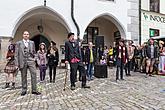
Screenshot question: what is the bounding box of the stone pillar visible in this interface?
[127,0,140,45]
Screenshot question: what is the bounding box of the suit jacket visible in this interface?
[15,40,36,69]
[65,41,81,63]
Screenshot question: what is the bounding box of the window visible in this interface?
[149,28,159,37]
[83,27,99,44]
[150,0,159,13]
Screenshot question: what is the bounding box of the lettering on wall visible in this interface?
[143,12,165,23]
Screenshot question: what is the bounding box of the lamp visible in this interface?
[37,18,43,33]
[44,0,46,6]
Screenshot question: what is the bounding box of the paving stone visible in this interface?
[0,68,165,109]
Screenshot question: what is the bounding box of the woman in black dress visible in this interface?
[47,41,59,83]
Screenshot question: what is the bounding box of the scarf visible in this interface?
[118,46,127,64]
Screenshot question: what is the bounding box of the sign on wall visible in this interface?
[143,12,165,23]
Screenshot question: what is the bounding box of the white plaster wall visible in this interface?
[0,0,130,40]
[74,0,130,39]
[0,0,72,36]
[141,0,149,11]
[160,0,165,14]
[141,10,165,43]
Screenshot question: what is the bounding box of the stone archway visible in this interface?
[83,14,126,47]
[12,6,71,61]
[12,6,70,49]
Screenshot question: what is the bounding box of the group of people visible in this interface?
[101,38,164,81]
[3,30,165,95]
[3,31,94,95]
[3,31,59,95]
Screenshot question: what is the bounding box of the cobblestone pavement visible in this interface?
[0,67,165,110]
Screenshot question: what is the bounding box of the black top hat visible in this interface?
[51,41,56,45]
[68,32,74,38]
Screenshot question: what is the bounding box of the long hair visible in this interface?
[39,43,47,53]
[48,45,58,52]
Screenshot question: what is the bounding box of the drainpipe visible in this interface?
[71,0,80,38]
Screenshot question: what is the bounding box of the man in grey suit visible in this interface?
[15,31,41,96]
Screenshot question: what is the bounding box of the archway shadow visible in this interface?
[31,34,50,51]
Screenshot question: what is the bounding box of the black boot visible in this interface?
[2,82,10,89]
[11,82,15,89]
[145,72,149,78]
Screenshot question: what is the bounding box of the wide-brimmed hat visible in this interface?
[50,41,56,45]
[39,42,46,47]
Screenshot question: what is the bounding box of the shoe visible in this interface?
[40,81,44,83]
[79,77,82,81]
[81,85,90,88]
[11,82,15,89]
[32,91,41,95]
[149,74,154,77]
[127,74,131,76]
[90,77,94,80]
[70,86,76,90]
[21,91,27,96]
[2,83,10,89]
[53,80,55,83]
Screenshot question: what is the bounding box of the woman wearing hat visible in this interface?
[37,42,47,82]
[3,38,17,89]
[47,41,59,83]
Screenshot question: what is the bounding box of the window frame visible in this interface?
[149,28,160,37]
[150,0,160,13]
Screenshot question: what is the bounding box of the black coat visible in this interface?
[65,41,81,63]
[85,48,96,63]
[145,45,158,58]
[47,49,59,66]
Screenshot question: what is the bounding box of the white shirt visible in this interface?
[23,39,29,48]
[151,45,154,58]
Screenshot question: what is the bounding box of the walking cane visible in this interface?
[63,63,70,91]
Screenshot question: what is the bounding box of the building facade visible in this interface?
[141,0,165,43]
[0,0,139,63]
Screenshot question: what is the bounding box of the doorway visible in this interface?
[31,34,50,51]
